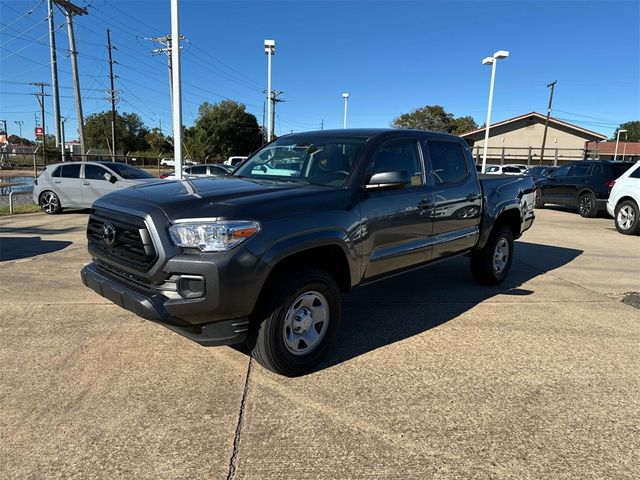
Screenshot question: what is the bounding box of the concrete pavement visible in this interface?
[0,208,638,479]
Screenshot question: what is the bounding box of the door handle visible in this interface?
[466,193,481,201]
[417,199,434,210]
[82,182,90,185]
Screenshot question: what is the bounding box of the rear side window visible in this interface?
[371,139,423,186]
[61,164,81,178]
[611,163,634,178]
[84,164,108,180]
[190,165,207,174]
[630,167,640,179]
[570,163,592,176]
[427,141,469,184]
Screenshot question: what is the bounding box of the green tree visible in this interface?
[85,111,149,153]
[190,100,262,160]
[144,127,172,154]
[391,105,478,135]
[611,121,640,142]
[7,134,35,145]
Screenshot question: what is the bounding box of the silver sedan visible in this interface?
[33,161,158,214]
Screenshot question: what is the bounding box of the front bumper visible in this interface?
[81,262,249,346]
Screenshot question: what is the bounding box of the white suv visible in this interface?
[607,161,640,235]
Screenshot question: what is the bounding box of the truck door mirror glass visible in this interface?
[104,173,117,183]
[366,170,410,190]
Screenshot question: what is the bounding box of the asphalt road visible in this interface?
[1,208,639,479]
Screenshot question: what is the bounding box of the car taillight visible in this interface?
[604,179,615,188]
[159,173,168,179]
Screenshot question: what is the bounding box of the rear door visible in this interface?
[424,139,482,259]
[360,137,434,279]
[55,164,83,207]
[82,164,118,207]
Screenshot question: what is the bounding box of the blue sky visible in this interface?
[1,0,638,143]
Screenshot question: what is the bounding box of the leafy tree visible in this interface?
[391,105,478,135]
[85,111,149,153]
[190,100,262,160]
[7,134,34,145]
[144,127,172,154]
[450,116,478,135]
[611,121,640,142]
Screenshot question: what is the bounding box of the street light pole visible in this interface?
[14,120,24,138]
[614,129,627,161]
[170,0,183,179]
[264,40,275,142]
[342,93,349,128]
[480,50,509,174]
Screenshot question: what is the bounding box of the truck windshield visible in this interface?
[234,136,369,187]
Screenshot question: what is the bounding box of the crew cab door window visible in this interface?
[370,139,424,186]
[427,141,469,184]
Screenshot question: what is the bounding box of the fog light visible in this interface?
[177,276,205,299]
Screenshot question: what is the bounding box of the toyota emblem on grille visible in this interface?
[101,223,117,247]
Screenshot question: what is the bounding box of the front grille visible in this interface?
[87,208,158,272]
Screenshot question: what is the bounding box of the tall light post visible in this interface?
[170,0,183,179]
[14,120,24,138]
[614,129,627,161]
[342,93,349,128]
[480,50,509,173]
[264,39,275,142]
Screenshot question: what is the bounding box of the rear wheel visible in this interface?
[39,191,62,214]
[534,187,545,208]
[578,192,597,218]
[615,200,640,235]
[247,268,341,376]
[470,225,514,285]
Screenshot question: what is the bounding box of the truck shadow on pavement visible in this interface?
[317,241,583,372]
[0,236,73,261]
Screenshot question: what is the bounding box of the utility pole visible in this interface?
[321,119,324,130]
[261,100,266,145]
[147,34,184,104]
[539,80,557,165]
[107,29,117,161]
[270,90,284,140]
[170,0,183,180]
[55,0,88,158]
[14,120,24,138]
[32,82,50,164]
[60,117,66,161]
[47,0,61,147]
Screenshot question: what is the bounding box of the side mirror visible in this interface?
[105,173,117,183]
[366,170,410,190]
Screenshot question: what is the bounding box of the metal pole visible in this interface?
[15,120,23,138]
[107,29,117,161]
[64,11,86,157]
[539,80,556,165]
[481,59,497,174]
[271,92,276,139]
[60,118,66,161]
[622,133,627,160]
[343,97,348,128]
[267,49,272,142]
[47,0,61,147]
[614,130,621,161]
[170,0,183,180]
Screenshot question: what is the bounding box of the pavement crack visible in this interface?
[226,357,253,480]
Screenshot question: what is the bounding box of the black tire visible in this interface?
[614,199,640,235]
[39,191,62,214]
[247,267,341,376]
[534,187,545,208]
[578,192,597,218]
[470,225,514,285]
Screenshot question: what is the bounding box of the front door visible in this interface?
[541,163,573,205]
[563,162,593,206]
[360,138,434,279]
[82,164,118,207]
[424,140,482,259]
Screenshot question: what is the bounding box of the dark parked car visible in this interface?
[534,160,636,217]
[81,129,535,376]
[524,165,557,181]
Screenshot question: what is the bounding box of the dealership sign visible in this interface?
[35,127,43,137]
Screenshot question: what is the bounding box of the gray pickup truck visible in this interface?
[81,129,535,376]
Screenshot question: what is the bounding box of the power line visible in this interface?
[0,0,45,33]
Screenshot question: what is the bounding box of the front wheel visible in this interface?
[578,192,598,218]
[248,268,341,376]
[470,225,514,285]
[615,200,640,235]
[39,191,62,214]
[534,187,545,208]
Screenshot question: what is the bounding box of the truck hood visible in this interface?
[95,176,352,221]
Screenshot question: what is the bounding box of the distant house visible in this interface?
[585,141,640,162]
[461,112,607,165]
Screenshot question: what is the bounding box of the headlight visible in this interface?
[168,220,260,252]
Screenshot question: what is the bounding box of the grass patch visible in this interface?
[0,204,42,216]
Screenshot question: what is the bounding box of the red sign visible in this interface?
[35,127,43,137]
